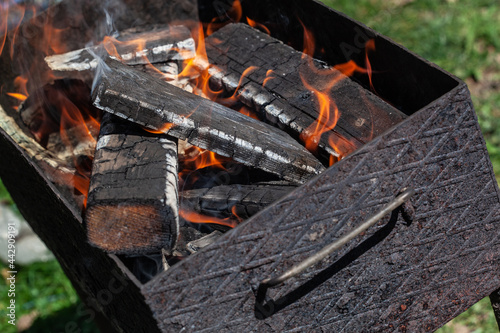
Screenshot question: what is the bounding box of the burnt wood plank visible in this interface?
[142,85,500,332]
[85,112,179,254]
[45,25,195,74]
[179,184,297,219]
[202,23,408,159]
[92,59,326,184]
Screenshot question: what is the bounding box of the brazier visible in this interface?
[0,0,499,332]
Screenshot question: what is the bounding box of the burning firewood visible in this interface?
[179,183,297,220]
[201,23,408,161]
[45,25,195,77]
[92,58,326,184]
[15,79,101,209]
[85,112,179,254]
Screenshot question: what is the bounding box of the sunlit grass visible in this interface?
[0,259,98,333]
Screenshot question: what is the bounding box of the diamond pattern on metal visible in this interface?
[143,85,500,332]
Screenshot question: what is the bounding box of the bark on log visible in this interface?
[92,58,326,184]
[179,184,297,219]
[202,23,408,159]
[45,25,195,75]
[85,112,179,254]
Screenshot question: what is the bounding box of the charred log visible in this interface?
[45,25,195,77]
[202,23,408,160]
[92,58,326,184]
[179,184,296,220]
[85,112,179,255]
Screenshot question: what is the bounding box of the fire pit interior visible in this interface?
[0,0,498,332]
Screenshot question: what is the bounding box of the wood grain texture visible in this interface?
[202,23,407,159]
[45,25,195,74]
[86,113,179,254]
[180,184,296,219]
[92,59,326,184]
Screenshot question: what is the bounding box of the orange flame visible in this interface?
[6,92,27,101]
[102,35,149,63]
[182,146,229,171]
[58,93,100,206]
[95,21,237,188]
[296,20,379,158]
[365,39,376,92]
[246,17,270,35]
[215,65,258,116]
[230,0,243,22]
[177,25,259,120]
[180,209,238,228]
[233,66,257,93]
[13,75,28,96]
[0,1,29,57]
[178,145,233,191]
[59,103,97,148]
[263,69,276,87]
[230,205,243,224]
[333,40,377,93]
[142,123,174,135]
[327,134,357,166]
[7,75,29,109]
[0,3,8,56]
[1,1,30,58]
[179,23,209,81]
[207,0,243,36]
[239,105,259,120]
[2,0,382,212]
[299,84,340,153]
[298,22,342,153]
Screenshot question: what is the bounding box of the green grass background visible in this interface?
[2,0,500,331]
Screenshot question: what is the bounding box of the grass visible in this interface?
[0,259,99,333]
[0,186,99,332]
[320,0,500,331]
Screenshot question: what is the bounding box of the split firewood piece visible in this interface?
[202,23,408,159]
[92,59,326,184]
[179,184,297,220]
[45,25,195,74]
[85,112,179,255]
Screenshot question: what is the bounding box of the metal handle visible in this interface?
[259,188,415,290]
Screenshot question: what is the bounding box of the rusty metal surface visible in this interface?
[143,84,500,332]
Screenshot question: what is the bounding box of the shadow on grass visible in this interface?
[24,302,100,333]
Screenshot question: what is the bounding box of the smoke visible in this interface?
[89,9,118,94]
